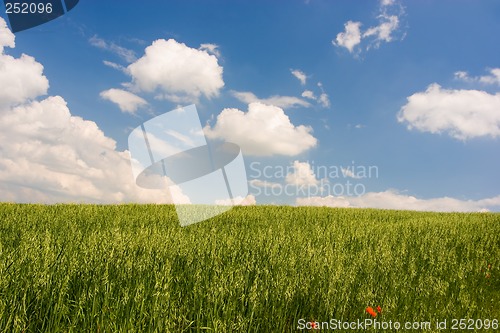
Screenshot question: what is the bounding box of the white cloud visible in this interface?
[333,1,404,54]
[302,90,316,100]
[318,93,331,108]
[100,88,148,114]
[103,60,127,73]
[199,43,221,58]
[286,161,319,186]
[480,68,500,85]
[363,14,399,46]
[291,69,307,85]
[0,96,173,203]
[298,87,330,108]
[0,17,15,52]
[454,68,500,86]
[127,39,224,103]
[89,35,136,63]
[0,19,48,109]
[231,91,311,108]
[204,102,317,156]
[0,53,49,109]
[296,190,500,212]
[316,82,331,108]
[0,21,175,204]
[333,21,362,53]
[454,71,470,81]
[398,83,500,140]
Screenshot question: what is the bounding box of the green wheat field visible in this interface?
[0,203,498,332]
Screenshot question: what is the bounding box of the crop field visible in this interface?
[0,203,498,332]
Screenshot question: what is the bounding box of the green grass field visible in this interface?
[0,204,498,332]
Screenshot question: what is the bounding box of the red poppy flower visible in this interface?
[366,306,377,317]
[377,306,382,313]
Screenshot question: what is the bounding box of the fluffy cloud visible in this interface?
[0,19,174,203]
[127,39,224,103]
[204,102,317,156]
[0,17,15,52]
[0,96,173,203]
[333,1,404,54]
[286,161,319,186]
[89,35,137,63]
[291,69,307,85]
[100,88,148,114]
[454,68,500,86]
[398,83,500,140]
[231,91,310,109]
[296,190,500,212]
[333,21,362,53]
[0,19,48,108]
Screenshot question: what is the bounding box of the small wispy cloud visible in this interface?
[231,91,311,109]
[291,69,307,85]
[89,35,137,63]
[454,68,500,86]
[199,43,221,58]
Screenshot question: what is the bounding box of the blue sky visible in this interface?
[1,0,499,211]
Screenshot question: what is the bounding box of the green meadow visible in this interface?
[0,204,498,332]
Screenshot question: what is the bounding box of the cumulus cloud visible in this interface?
[204,102,317,156]
[291,69,307,85]
[231,91,311,109]
[100,88,148,114]
[0,19,175,204]
[0,17,15,52]
[454,68,500,86]
[286,161,320,186]
[398,83,500,140]
[333,21,362,53]
[89,35,137,63]
[296,190,500,212]
[333,1,404,54]
[127,39,224,103]
[0,96,174,203]
[0,19,49,109]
